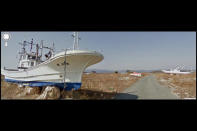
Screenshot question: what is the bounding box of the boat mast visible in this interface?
[40,40,44,58]
[19,41,28,54]
[72,32,80,50]
[30,39,33,53]
[36,43,39,60]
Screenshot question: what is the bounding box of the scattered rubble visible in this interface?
[155,72,196,99]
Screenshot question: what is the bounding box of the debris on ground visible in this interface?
[36,86,60,100]
[154,72,196,99]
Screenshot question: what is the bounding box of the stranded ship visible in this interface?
[1,32,104,90]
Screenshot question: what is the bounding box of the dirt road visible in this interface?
[115,75,178,99]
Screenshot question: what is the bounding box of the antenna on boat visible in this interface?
[72,32,81,50]
[19,41,28,53]
[40,40,44,58]
[52,42,55,57]
[52,42,55,51]
[30,38,33,52]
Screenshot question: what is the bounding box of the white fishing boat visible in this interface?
[1,32,104,90]
[161,65,192,74]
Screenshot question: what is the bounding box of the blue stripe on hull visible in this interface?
[5,79,81,91]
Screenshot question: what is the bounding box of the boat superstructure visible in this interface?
[1,32,104,90]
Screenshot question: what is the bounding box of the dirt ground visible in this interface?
[1,75,41,99]
[154,72,196,99]
[1,73,145,100]
[67,73,147,99]
[2,72,195,100]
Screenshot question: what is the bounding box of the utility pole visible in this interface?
[63,49,68,90]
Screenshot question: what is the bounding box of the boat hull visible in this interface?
[161,70,191,74]
[2,50,103,90]
[4,78,81,90]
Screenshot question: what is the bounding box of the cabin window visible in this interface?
[23,55,26,60]
[31,62,34,66]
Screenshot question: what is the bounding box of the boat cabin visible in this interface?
[9,39,55,71]
[17,53,42,69]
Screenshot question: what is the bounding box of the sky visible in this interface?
[1,32,196,71]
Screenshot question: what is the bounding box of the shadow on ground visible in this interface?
[115,93,138,100]
[61,89,138,100]
[61,89,118,100]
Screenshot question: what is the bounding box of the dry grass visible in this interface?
[74,73,145,99]
[61,72,146,99]
[81,73,141,92]
[154,72,196,99]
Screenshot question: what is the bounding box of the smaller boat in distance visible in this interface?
[161,65,192,74]
[130,72,141,77]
